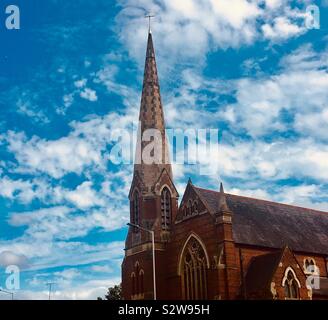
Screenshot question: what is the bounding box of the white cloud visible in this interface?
[3,131,102,179]
[74,79,87,88]
[116,0,309,70]
[0,110,134,271]
[227,183,328,212]
[294,109,328,140]
[54,268,81,280]
[91,265,113,273]
[278,184,317,204]
[209,0,261,29]
[219,44,328,138]
[262,16,304,41]
[0,250,29,268]
[265,0,283,9]
[7,199,128,242]
[95,64,140,110]
[0,175,52,204]
[63,93,74,107]
[17,97,50,124]
[0,100,140,182]
[65,181,104,209]
[80,88,98,102]
[279,43,328,71]
[220,138,328,182]
[0,237,125,273]
[0,177,34,201]
[229,187,271,200]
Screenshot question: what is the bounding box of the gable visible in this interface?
[128,171,145,200]
[154,168,179,198]
[175,183,211,222]
[244,246,307,299]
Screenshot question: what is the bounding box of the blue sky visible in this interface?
[0,0,327,299]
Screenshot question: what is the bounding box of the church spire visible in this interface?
[143,32,159,89]
[133,31,173,194]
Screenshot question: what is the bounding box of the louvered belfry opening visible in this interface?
[161,187,171,230]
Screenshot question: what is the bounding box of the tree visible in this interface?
[98,284,122,300]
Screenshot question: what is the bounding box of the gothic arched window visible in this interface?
[188,200,192,216]
[133,191,140,231]
[304,258,318,274]
[283,270,299,299]
[139,269,144,294]
[131,272,136,296]
[131,262,144,298]
[135,262,140,295]
[180,237,208,299]
[161,187,171,230]
[192,201,198,214]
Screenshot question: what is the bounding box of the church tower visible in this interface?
[121,30,178,300]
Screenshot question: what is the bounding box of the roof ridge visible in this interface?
[193,186,328,214]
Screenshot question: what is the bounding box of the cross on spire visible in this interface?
[145,13,155,33]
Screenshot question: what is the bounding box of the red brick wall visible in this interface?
[294,253,327,277]
[271,249,310,300]
[123,182,326,300]
[122,170,178,300]
[164,184,242,299]
[165,211,219,299]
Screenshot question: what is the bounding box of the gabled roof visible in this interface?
[244,249,284,295]
[193,186,328,255]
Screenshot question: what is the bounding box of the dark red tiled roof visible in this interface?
[194,186,328,255]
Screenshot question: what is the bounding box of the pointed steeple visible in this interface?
[218,182,230,213]
[143,32,160,95]
[133,31,173,194]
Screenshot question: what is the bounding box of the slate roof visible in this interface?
[244,249,283,295]
[193,186,328,255]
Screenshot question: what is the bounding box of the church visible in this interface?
[121,30,328,300]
